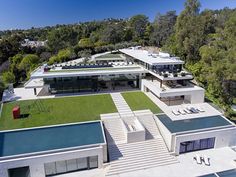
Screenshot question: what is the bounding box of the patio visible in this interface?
[113,147,236,177]
[145,92,222,121]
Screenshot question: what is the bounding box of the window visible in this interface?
[44,156,98,176]
[66,159,78,171]
[56,161,67,174]
[45,162,56,176]
[77,157,88,170]
[179,137,215,154]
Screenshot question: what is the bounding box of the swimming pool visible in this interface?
[156,114,232,133]
[0,121,105,158]
[199,169,236,177]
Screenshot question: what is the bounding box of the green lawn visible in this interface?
[96,53,122,59]
[0,94,117,131]
[49,66,141,73]
[122,91,163,114]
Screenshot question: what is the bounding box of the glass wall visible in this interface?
[44,156,98,176]
[44,74,140,94]
[179,137,215,154]
[152,64,182,73]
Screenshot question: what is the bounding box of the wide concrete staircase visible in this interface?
[103,119,126,144]
[134,110,161,139]
[110,93,134,117]
[106,138,178,176]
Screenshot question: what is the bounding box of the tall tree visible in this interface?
[170,0,203,61]
[150,11,177,47]
[129,15,149,42]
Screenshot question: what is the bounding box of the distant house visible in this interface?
[21,39,47,48]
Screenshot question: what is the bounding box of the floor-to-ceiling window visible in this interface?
[179,137,215,154]
[44,74,139,94]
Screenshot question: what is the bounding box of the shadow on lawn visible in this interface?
[18,114,30,119]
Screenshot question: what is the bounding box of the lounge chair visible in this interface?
[196,107,205,112]
[178,109,186,115]
[184,108,192,114]
[194,154,202,164]
[187,106,199,113]
[203,156,210,166]
[172,110,180,116]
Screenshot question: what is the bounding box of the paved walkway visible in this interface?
[110,93,134,117]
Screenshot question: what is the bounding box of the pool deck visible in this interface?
[56,147,236,177]
[113,147,236,177]
[145,92,222,121]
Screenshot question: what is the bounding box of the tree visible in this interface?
[150,11,177,47]
[47,26,78,52]
[78,49,92,64]
[101,23,124,44]
[169,0,203,61]
[57,48,75,62]
[19,54,39,72]
[2,71,15,84]
[129,15,149,42]
[78,38,94,48]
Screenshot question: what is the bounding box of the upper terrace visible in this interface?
[142,78,204,104]
[30,63,146,79]
[120,48,193,81]
[120,48,184,65]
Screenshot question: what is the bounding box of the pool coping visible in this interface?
[0,120,107,161]
[155,113,235,135]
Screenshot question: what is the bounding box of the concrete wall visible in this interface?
[122,118,145,143]
[141,79,205,104]
[155,117,173,151]
[174,127,236,155]
[0,146,104,177]
[189,90,205,104]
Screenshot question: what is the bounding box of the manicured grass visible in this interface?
[49,66,141,72]
[96,53,122,59]
[0,94,117,131]
[122,91,163,114]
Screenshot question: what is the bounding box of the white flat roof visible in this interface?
[30,65,147,79]
[120,49,184,65]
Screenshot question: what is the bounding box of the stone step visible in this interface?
[110,154,176,168]
[106,160,178,176]
[109,144,167,154]
[109,148,169,161]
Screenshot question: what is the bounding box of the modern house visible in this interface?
[1,47,236,177]
[25,47,204,105]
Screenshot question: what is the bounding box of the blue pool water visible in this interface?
[199,169,236,177]
[157,114,232,133]
[217,169,236,177]
[0,121,104,158]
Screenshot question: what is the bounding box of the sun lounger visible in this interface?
[203,155,210,166]
[187,106,198,113]
[194,154,202,164]
[196,107,205,112]
[172,110,180,116]
[184,108,192,114]
[178,109,186,115]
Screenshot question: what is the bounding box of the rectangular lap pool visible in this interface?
[156,114,232,133]
[0,121,105,158]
